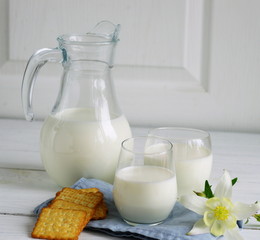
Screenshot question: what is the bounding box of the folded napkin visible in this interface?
[34,178,217,240]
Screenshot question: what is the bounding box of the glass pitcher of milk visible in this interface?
[21,21,132,187]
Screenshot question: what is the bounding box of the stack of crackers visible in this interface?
[31,187,108,240]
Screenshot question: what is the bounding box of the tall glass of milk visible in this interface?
[149,128,212,197]
[113,136,177,226]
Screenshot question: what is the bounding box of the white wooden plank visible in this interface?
[184,0,205,81]
[0,215,131,240]
[0,215,35,239]
[0,168,60,215]
[0,119,43,170]
[240,229,260,239]
[0,0,8,67]
[0,213,259,239]
[209,132,260,203]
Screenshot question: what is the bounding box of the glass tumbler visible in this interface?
[149,127,212,197]
[113,136,177,226]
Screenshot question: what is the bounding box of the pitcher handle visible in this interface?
[21,48,63,121]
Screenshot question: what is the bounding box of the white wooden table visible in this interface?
[0,119,259,239]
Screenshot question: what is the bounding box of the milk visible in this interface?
[143,143,212,196]
[40,108,131,186]
[113,166,177,224]
[174,143,213,196]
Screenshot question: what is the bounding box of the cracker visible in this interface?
[92,201,108,220]
[49,199,95,218]
[31,208,88,240]
[79,188,108,220]
[80,188,100,193]
[55,188,103,209]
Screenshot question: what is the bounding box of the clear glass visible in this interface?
[21,21,131,187]
[149,127,212,197]
[113,136,177,226]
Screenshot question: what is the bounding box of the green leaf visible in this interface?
[244,218,250,224]
[231,177,238,186]
[193,191,206,198]
[253,214,260,222]
[203,180,214,199]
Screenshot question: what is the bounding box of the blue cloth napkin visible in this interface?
[34,178,217,240]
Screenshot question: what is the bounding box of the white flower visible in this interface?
[180,170,260,240]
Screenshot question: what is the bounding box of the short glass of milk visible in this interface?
[113,136,177,226]
[149,128,212,197]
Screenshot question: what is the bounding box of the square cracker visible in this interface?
[92,201,108,220]
[55,188,103,209]
[79,188,108,220]
[53,188,108,220]
[31,208,89,240]
[80,188,99,193]
[49,199,95,218]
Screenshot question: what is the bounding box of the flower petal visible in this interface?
[214,170,232,199]
[180,195,207,215]
[221,197,234,211]
[204,211,215,226]
[225,214,237,229]
[187,219,210,235]
[224,227,244,240]
[210,220,225,236]
[206,197,222,210]
[233,202,260,220]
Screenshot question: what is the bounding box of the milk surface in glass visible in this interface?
[40,108,131,186]
[174,143,213,196]
[113,165,177,224]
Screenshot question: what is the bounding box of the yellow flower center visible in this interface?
[214,206,229,221]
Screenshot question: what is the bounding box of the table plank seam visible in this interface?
[0,212,35,217]
[0,167,44,172]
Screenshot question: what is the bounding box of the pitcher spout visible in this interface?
[88,20,120,42]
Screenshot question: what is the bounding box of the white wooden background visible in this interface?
[0,0,260,133]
